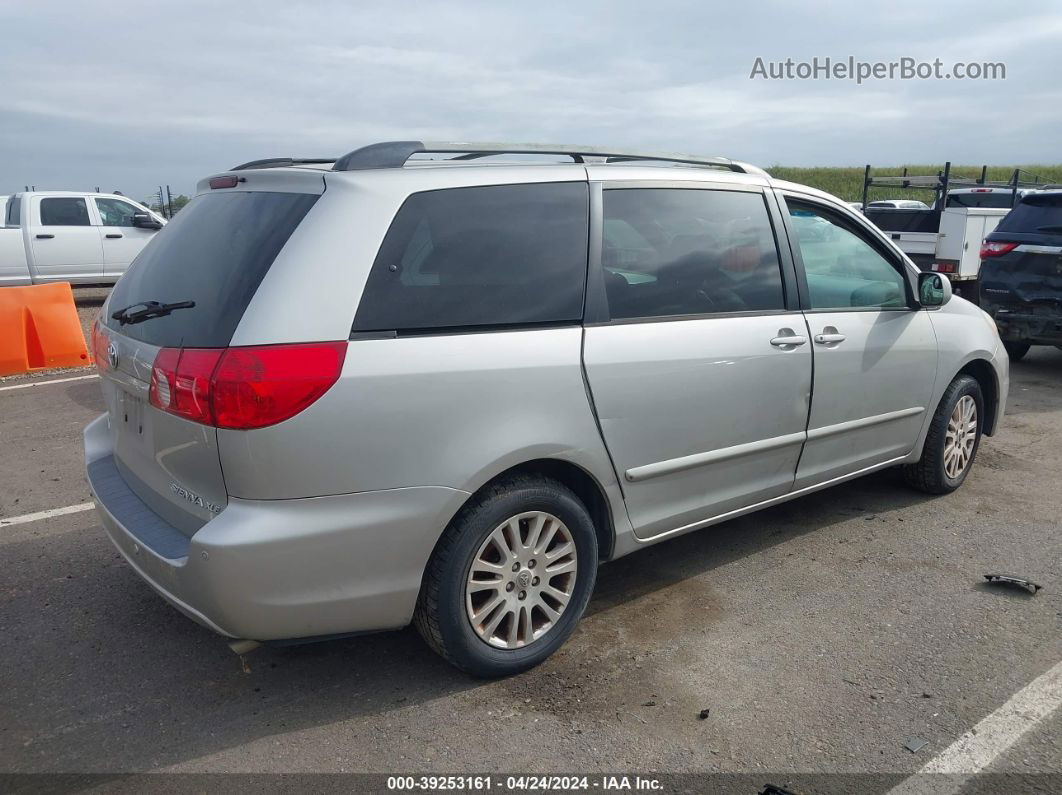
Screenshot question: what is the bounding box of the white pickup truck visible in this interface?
[859,163,1055,303]
[1,191,165,286]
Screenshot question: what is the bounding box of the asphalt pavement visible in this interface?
[1,345,1060,793]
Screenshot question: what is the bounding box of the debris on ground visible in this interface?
[904,737,928,753]
[698,708,710,720]
[983,573,1042,594]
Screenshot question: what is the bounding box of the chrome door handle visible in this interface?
[814,333,847,344]
[770,335,807,347]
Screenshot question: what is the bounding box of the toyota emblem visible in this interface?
[107,342,119,369]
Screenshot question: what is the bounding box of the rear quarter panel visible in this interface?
[217,327,626,517]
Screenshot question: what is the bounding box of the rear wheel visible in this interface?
[1004,341,1030,361]
[903,375,983,494]
[414,475,598,677]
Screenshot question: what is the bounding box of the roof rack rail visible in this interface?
[330,141,766,175]
[231,157,338,171]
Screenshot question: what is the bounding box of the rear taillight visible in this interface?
[90,319,108,370]
[933,262,957,274]
[148,342,346,430]
[980,241,1019,259]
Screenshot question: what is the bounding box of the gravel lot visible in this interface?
[0,309,1059,792]
[73,287,108,346]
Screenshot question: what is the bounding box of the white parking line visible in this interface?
[0,502,96,527]
[0,374,99,392]
[887,660,1062,794]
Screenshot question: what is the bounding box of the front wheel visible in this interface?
[414,475,598,677]
[903,374,983,494]
[1004,341,1030,361]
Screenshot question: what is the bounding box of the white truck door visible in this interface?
[94,197,160,280]
[28,196,105,282]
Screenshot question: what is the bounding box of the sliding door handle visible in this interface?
[770,335,807,348]
[35,233,54,239]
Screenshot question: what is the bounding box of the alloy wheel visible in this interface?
[465,511,578,649]
[944,395,977,479]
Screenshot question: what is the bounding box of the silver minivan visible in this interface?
[85,142,1009,676]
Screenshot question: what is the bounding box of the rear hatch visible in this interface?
[980,193,1062,310]
[94,186,320,536]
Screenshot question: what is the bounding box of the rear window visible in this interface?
[996,194,1062,234]
[104,191,318,347]
[353,182,588,333]
[946,192,1016,209]
[5,197,18,226]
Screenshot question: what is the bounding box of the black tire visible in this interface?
[1004,341,1030,362]
[414,475,598,677]
[902,374,984,494]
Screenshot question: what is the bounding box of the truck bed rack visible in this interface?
[861,162,1049,210]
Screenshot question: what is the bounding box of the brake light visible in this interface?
[933,262,957,273]
[90,319,108,370]
[209,175,241,189]
[148,342,346,430]
[980,241,1019,259]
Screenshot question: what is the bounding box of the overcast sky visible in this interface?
[1,0,1059,199]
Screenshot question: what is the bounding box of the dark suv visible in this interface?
[980,191,1062,360]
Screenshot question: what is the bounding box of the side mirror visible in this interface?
[918,272,952,307]
[132,212,162,230]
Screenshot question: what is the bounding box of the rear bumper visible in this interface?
[989,309,1062,344]
[84,414,468,641]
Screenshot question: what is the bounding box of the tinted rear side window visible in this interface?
[601,188,785,319]
[6,197,19,226]
[40,197,90,226]
[104,191,318,347]
[353,182,588,332]
[996,194,1062,234]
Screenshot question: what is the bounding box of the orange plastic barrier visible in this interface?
[0,282,92,376]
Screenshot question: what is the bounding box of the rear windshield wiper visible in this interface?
[111,300,195,326]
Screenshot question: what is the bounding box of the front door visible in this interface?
[779,193,937,489]
[95,197,160,279]
[582,184,812,540]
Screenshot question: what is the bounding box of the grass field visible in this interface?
[767,165,1062,202]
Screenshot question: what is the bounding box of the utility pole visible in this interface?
[166,185,174,218]
[157,186,166,218]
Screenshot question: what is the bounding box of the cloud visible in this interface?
[0,0,1057,197]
